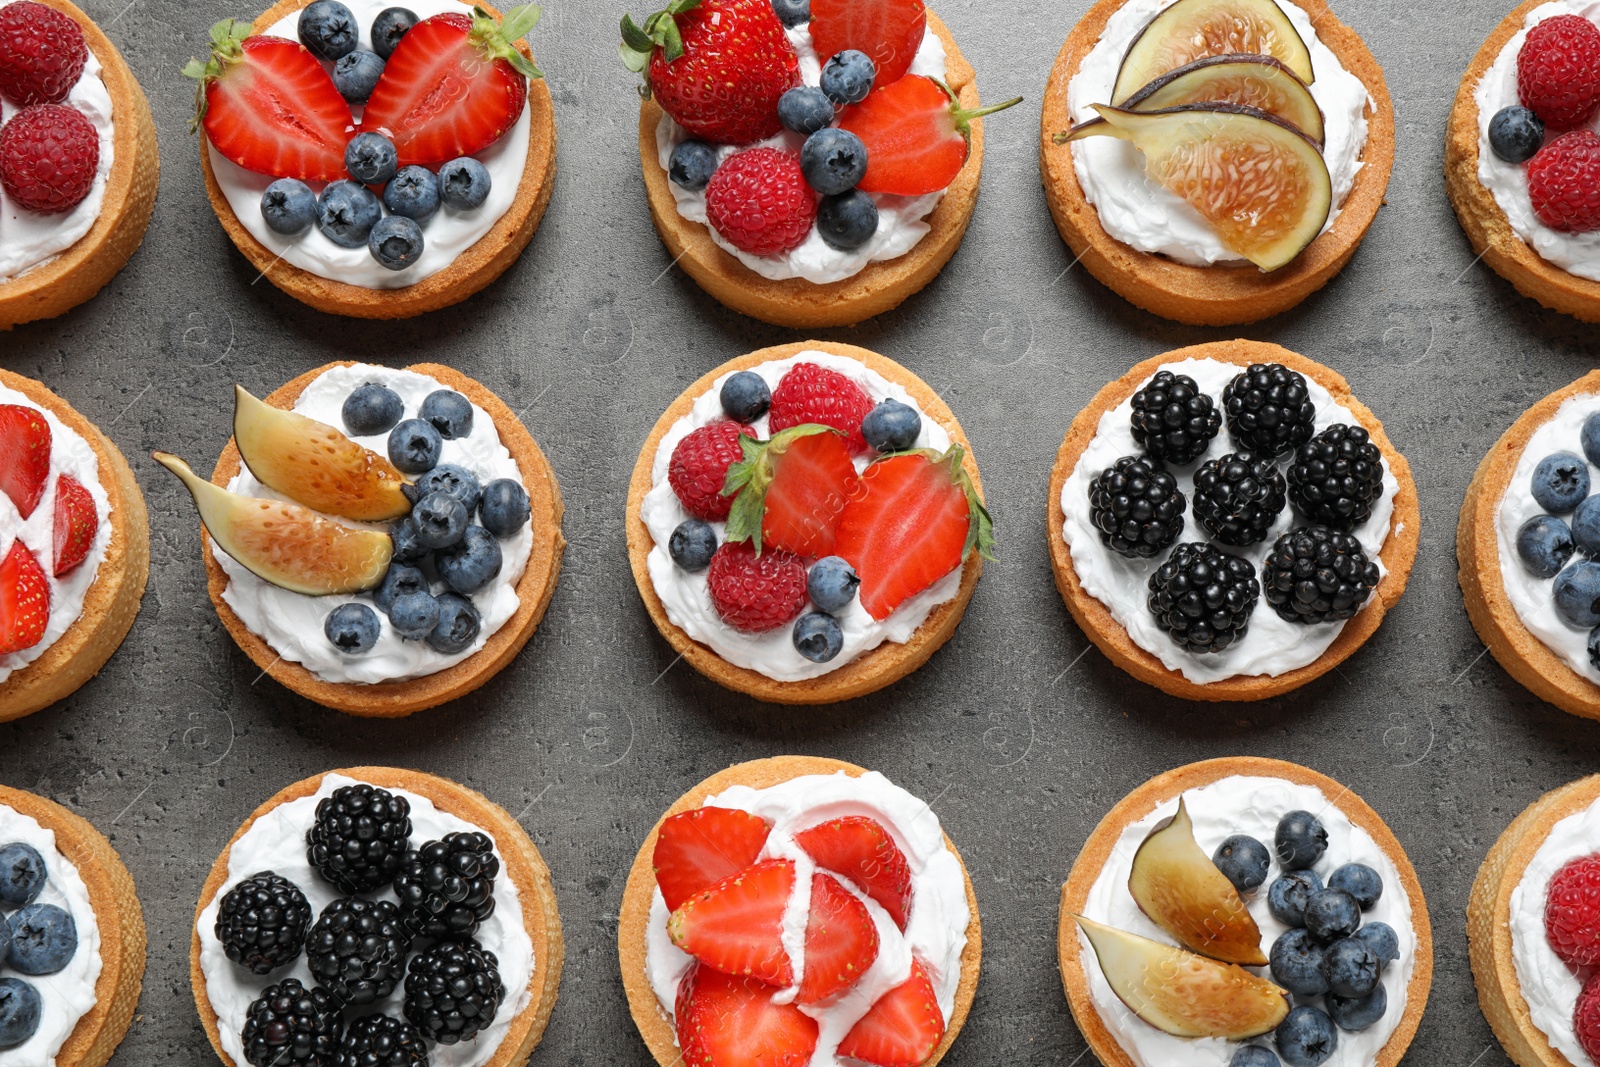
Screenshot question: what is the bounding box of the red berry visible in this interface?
[0,404,51,520]
[0,1,88,106]
[1547,854,1600,968]
[654,807,771,912]
[705,148,816,258]
[810,0,926,88]
[1528,130,1600,233]
[0,103,98,213]
[767,363,875,454]
[52,473,97,577]
[1578,972,1600,1063]
[0,541,50,657]
[705,541,807,633]
[1519,14,1600,129]
[670,421,754,522]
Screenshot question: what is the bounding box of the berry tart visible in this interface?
[626,340,992,704]
[620,0,1021,329]
[0,368,149,723]
[154,361,563,717]
[191,768,563,1067]
[1047,340,1419,703]
[0,784,145,1067]
[186,0,556,319]
[1039,0,1395,326]
[1059,757,1433,1067]
[1446,1,1600,322]
[619,755,981,1067]
[0,0,158,330]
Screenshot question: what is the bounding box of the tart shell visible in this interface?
[1057,756,1433,1067]
[199,361,564,717]
[189,767,564,1067]
[624,340,985,705]
[199,0,557,320]
[1045,339,1420,702]
[618,755,982,1067]
[1038,0,1396,326]
[0,368,150,722]
[637,12,986,329]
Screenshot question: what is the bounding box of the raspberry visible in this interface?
[1578,972,1600,1063]
[0,103,98,214]
[1528,131,1600,233]
[705,147,817,257]
[1547,854,1600,967]
[0,1,88,106]
[768,363,875,453]
[706,541,807,633]
[1519,14,1600,129]
[670,421,755,522]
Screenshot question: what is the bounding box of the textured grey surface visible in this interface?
[3,0,1599,1064]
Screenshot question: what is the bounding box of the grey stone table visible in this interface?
[3,0,1597,1064]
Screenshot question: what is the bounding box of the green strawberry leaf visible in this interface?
[721,424,838,555]
[183,19,252,132]
[471,4,542,79]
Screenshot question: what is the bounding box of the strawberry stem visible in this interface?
[933,78,1024,144]
[619,0,704,75]
[470,4,543,80]
[181,18,252,133]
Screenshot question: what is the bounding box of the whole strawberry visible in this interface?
[0,0,88,106]
[705,147,815,257]
[621,0,799,146]
[767,362,874,454]
[1547,854,1600,967]
[1518,13,1600,129]
[1528,131,1600,233]
[705,541,807,633]
[1578,972,1600,1063]
[0,103,98,213]
[669,420,754,522]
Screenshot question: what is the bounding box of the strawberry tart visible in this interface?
[619,756,981,1067]
[0,0,159,330]
[187,0,555,319]
[1040,0,1395,326]
[154,362,563,717]
[625,340,992,704]
[621,0,1021,329]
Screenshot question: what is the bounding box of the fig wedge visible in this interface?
[1128,797,1267,965]
[1118,54,1323,144]
[154,452,392,596]
[1112,0,1314,103]
[233,386,412,522]
[1074,916,1289,1040]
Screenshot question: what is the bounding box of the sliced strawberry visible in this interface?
[798,873,878,1004]
[676,964,819,1067]
[794,815,914,930]
[52,474,97,578]
[809,0,926,87]
[669,859,794,987]
[723,426,860,558]
[837,959,947,1067]
[838,74,1022,197]
[654,806,772,912]
[0,541,49,656]
[0,404,50,520]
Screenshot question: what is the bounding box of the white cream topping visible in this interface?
[1065,0,1373,267]
[1060,358,1398,684]
[638,352,961,682]
[195,774,534,1067]
[654,23,948,284]
[206,0,532,289]
[643,771,970,1067]
[0,803,104,1067]
[1079,775,1417,1067]
[210,364,532,685]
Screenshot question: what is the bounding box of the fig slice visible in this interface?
[1073,916,1290,1040]
[154,452,392,596]
[1117,54,1323,144]
[1127,796,1267,966]
[233,386,412,522]
[1112,0,1315,103]
[1068,103,1332,272]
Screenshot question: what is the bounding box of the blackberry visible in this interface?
[393,832,499,938]
[1223,363,1317,458]
[1129,371,1221,465]
[215,871,312,975]
[336,1014,428,1067]
[1262,527,1380,625]
[1287,424,1385,531]
[1191,453,1287,547]
[403,938,504,1045]
[1147,542,1260,654]
[1088,456,1186,559]
[306,783,412,893]
[305,897,412,1007]
[240,977,342,1067]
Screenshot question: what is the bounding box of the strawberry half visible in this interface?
[654,806,771,912]
[723,426,860,558]
[362,4,542,168]
[52,474,97,578]
[798,872,878,1004]
[838,74,1022,197]
[837,959,947,1067]
[183,20,354,181]
[794,815,914,930]
[0,404,50,520]
[0,541,50,656]
[669,859,794,987]
[809,0,926,87]
[833,445,993,620]
[676,964,819,1067]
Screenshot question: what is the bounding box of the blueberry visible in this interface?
[7,904,76,975]
[479,479,531,537]
[1327,863,1383,910]
[1533,452,1590,514]
[807,556,859,612]
[770,0,808,28]
[317,180,381,248]
[1585,413,1600,467]
[801,127,868,195]
[426,593,481,654]
[793,612,844,662]
[0,844,46,907]
[1275,1005,1338,1067]
[778,85,835,135]
[1590,623,1600,670]
[669,520,718,571]
[1327,984,1387,1032]
[389,516,431,564]
[816,190,879,251]
[0,978,41,1051]
[1304,888,1361,944]
[384,166,442,224]
[861,398,922,453]
[1213,834,1272,893]
[0,915,7,963]
[1269,928,1329,997]
[1355,921,1399,967]
[439,157,492,209]
[1489,105,1545,164]
[388,591,440,640]
[369,215,425,271]
[1276,811,1328,871]
[437,526,502,594]
[298,0,358,60]
[373,562,427,614]
[1267,869,1323,928]
[388,418,443,474]
[260,178,317,236]
[412,491,469,549]
[332,48,384,103]
[343,381,404,436]
[345,132,399,186]
[1323,936,1380,998]
[413,464,482,514]
[720,370,772,423]
[1231,1049,1281,1067]
[371,6,418,59]
[668,140,719,192]
[324,603,380,654]
[1518,514,1575,577]
[820,49,875,105]
[1574,496,1600,556]
[1555,560,1600,626]
[420,389,473,439]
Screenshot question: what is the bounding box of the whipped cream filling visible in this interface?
[211,364,532,685]
[638,352,961,682]
[0,0,116,287]
[0,384,113,687]
[1060,358,1399,684]
[643,771,970,1067]
[0,802,104,1067]
[207,0,532,289]
[196,773,534,1067]
[1474,0,1600,282]
[654,23,948,284]
[1066,0,1373,267]
[1079,775,1417,1067]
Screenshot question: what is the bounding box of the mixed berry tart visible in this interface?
[619,0,1021,329]
[1059,757,1433,1067]
[0,368,149,723]
[0,0,158,330]
[191,768,563,1067]
[619,755,981,1067]
[153,361,563,717]
[625,340,993,704]
[186,0,556,319]
[1047,340,1419,702]
[1039,0,1395,326]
